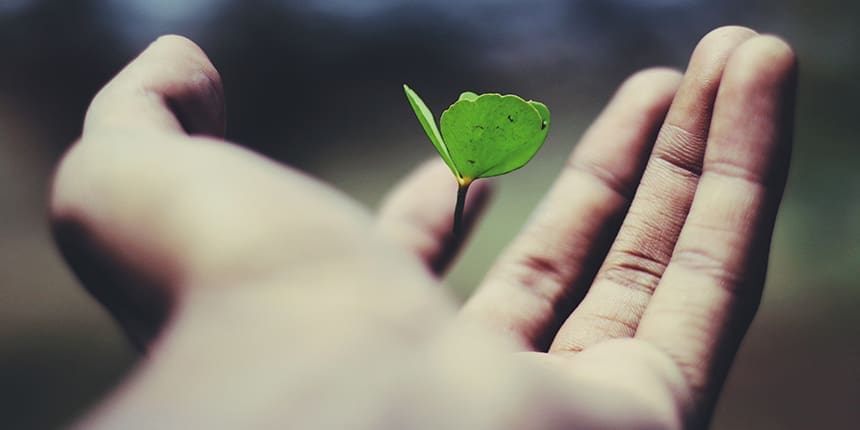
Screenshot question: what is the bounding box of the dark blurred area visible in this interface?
[0,0,857,428]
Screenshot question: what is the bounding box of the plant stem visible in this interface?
[453,180,471,238]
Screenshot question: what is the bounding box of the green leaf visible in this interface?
[403,84,458,177]
[440,93,549,179]
[403,86,550,236]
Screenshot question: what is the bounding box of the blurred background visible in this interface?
[0,0,857,428]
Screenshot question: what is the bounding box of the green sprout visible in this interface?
[403,84,550,236]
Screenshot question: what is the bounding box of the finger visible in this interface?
[549,26,758,353]
[461,68,682,350]
[635,36,797,420]
[83,35,225,137]
[376,159,492,276]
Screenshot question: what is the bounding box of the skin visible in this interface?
[50,26,797,429]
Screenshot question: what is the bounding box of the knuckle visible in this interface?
[581,308,640,336]
[601,248,668,295]
[492,246,578,309]
[505,253,570,302]
[565,157,635,199]
[670,247,745,293]
[703,157,768,188]
[519,254,568,288]
[653,124,706,178]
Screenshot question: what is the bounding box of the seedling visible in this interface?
[403,84,550,236]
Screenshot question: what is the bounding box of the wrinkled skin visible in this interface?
[50,26,796,429]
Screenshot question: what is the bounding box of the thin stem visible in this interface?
[453,180,471,238]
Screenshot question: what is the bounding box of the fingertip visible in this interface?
[148,34,208,59]
[147,35,224,87]
[142,35,225,135]
[615,67,683,114]
[84,34,226,137]
[683,26,759,85]
[706,34,797,185]
[702,25,758,38]
[723,35,798,89]
[694,26,759,55]
[622,67,684,92]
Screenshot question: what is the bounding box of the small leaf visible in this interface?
[440,93,549,179]
[458,91,479,102]
[528,100,551,130]
[403,85,550,236]
[403,85,458,177]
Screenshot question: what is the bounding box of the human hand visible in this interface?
[460,25,797,428]
[50,34,505,429]
[50,26,796,429]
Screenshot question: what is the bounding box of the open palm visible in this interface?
[52,27,796,429]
